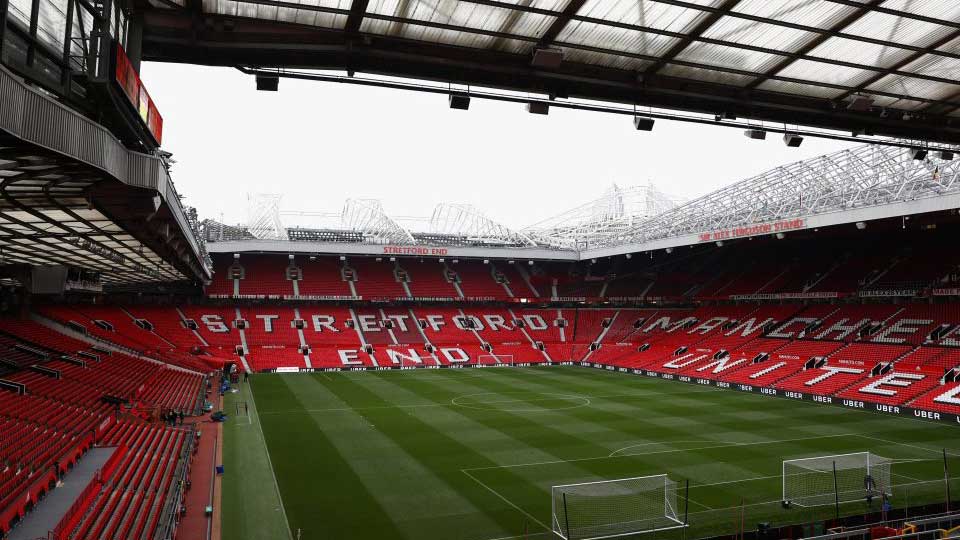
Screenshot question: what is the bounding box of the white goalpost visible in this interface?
[551,474,685,540]
[782,452,893,508]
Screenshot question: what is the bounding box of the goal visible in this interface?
[782,452,892,507]
[551,474,685,540]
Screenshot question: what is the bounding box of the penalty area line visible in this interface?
[461,469,551,533]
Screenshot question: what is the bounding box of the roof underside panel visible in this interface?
[137,0,960,144]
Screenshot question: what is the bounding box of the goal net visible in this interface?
[782,452,892,507]
[551,474,684,540]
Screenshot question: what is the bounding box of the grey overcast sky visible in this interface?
[141,62,856,230]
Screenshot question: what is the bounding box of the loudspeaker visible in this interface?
[527,102,549,115]
[449,93,470,110]
[633,116,655,131]
[256,74,279,91]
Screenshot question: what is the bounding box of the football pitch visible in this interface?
[222,367,960,540]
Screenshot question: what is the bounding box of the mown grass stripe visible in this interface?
[251,374,405,539]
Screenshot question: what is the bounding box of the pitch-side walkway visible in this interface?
[9,447,116,540]
[177,399,222,540]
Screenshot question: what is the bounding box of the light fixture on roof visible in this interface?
[716,241,724,247]
[438,258,444,263]
[233,253,240,259]
[339,255,346,261]
[625,253,632,259]
[940,151,955,161]
[910,147,928,160]
[528,260,534,266]
[255,74,279,92]
[855,221,867,230]
[527,101,549,115]
[744,129,766,140]
[531,47,564,68]
[846,94,875,112]
[389,257,396,262]
[288,254,294,260]
[452,259,459,264]
[783,133,803,147]
[776,232,785,240]
[633,116,655,131]
[665,248,673,254]
[483,259,489,264]
[448,92,470,110]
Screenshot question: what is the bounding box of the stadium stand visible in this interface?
[0,313,209,538]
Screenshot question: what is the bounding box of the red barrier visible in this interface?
[51,476,101,540]
[99,445,127,481]
[0,468,57,536]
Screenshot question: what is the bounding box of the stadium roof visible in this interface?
[141,0,960,146]
[207,143,960,260]
[0,65,210,284]
[586,142,960,257]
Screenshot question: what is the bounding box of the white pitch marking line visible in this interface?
[465,433,856,472]
[461,469,551,532]
[263,391,682,415]
[247,380,295,540]
[479,532,556,540]
[686,498,715,511]
[609,440,714,457]
[854,434,960,458]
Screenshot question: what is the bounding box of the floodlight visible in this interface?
[744,129,766,140]
[856,221,867,230]
[910,147,928,160]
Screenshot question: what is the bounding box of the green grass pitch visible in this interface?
[222,367,960,540]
